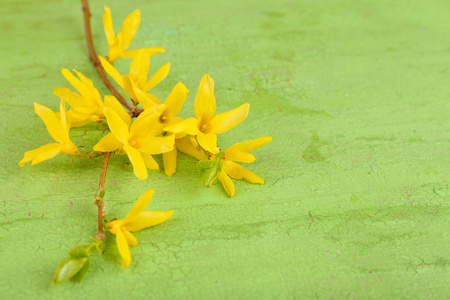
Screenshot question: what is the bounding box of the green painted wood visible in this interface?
[1,0,449,298]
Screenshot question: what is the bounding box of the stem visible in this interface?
[94,152,111,241]
[80,0,137,115]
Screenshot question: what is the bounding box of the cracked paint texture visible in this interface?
[0,0,449,298]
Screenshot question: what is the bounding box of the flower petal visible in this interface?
[132,87,162,110]
[194,74,215,124]
[175,136,208,161]
[123,47,165,58]
[34,102,63,142]
[104,95,131,128]
[144,62,170,91]
[120,9,140,49]
[125,210,174,232]
[94,132,123,152]
[218,170,235,197]
[163,147,177,176]
[227,136,272,153]
[122,75,138,104]
[130,106,165,139]
[209,103,249,134]
[116,229,131,268]
[53,87,87,107]
[103,6,115,46]
[164,82,189,117]
[129,49,149,88]
[123,189,155,224]
[123,230,138,247]
[104,106,130,144]
[164,117,199,135]
[19,143,62,167]
[223,161,264,184]
[137,134,175,155]
[124,144,148,180]
[141,153,159,170]
[99,55,124,87]
[197,132,219,154]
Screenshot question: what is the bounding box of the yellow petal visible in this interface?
[137,134,175,155]
[104,95,131,128]
[93,132,123,152]
[197,132,219,154]
[53,87,87,107]
[163,147,177,176]
[103,6,115,46]
[175,136,208,160]
[223,161,264,184]
[72,70,103,107]
[209,103,249,134]
[123,144,148,180]
[164,82,189,117]
[224,149,255,163]
[106,219,122,235]
[218,170,235,197]
[144,62,170,91]
[194,74,215,124]
[141,153,159,170]
[123,230,138,247]
[123,47,165,58]
[120,9,140,49]
[99,55,124,87]
[125,211,174,232]
[122,75,138,103]
[133,87,162,110]
[104,106,130,144]
[19,143,62,167]
[164,117,199,135]
[130,106,165,139]
[129,49,150,88]
[116,229,131,268]
[228,136,272,153]
[123,189,155,224]
[34,102,63,142]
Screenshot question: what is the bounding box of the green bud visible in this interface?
[68,245,89,259]
[197,160,215,172]
[51,257,88,285]
[70,257,91,283]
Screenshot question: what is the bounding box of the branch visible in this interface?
[94,152,111,240]
[80,0,137,115]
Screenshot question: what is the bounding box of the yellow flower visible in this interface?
[53,69,105,128]
[19,100,78,166]
[132,81,190,176]
[103,6,165,62]
[165,74,250,154]
[217,137,272,197]
[93,98,175,180]
[107,189,174,268]
[99,49,170,104]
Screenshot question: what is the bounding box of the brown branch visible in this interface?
[94,152,111,240]
[80,0,137,114]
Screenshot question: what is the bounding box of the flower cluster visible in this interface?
[20,4,272,277]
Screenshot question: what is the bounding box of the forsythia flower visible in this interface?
[99,49,170,104]
[103,6,165,62]
[53,69,105,127]
[165,74,250,154]
[19,100,78,166]
[93,99,174,180]
[133,82,190,176]
[217,137,272,197]
[107,189,174,268]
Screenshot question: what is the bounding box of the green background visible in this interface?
[1,0,449,298]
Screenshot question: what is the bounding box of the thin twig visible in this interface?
[80,0,137,115]
[94,152,111,240]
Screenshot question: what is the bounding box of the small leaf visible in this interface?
[70,257,91,283]
[52,257,88,285]
[68,245,89,258]
[202,165,219,188]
